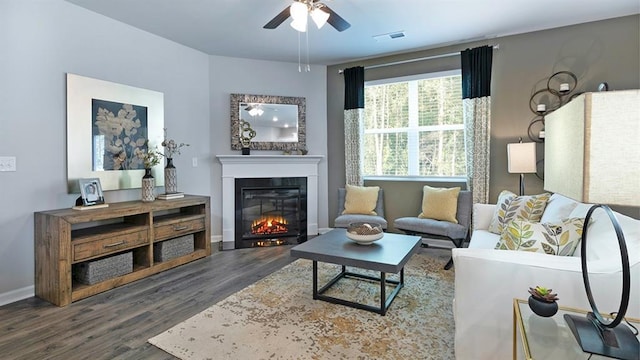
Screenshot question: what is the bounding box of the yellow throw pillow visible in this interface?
[342,184,380,215]
[418,186,461,223]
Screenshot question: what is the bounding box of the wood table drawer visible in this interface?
[73,230,148,262]
[154,218,205,241]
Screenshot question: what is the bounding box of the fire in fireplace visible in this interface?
[235,177,307,248]
[251,215,288,235]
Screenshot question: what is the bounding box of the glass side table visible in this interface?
[513,298,640,360]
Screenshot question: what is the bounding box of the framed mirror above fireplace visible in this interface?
[230,93,306,151]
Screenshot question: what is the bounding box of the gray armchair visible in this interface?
[334,188,388,229]
[393,190,472,270]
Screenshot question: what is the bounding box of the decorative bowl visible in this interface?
[346,222,384,245]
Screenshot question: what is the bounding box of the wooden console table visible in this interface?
[35,195,211,306]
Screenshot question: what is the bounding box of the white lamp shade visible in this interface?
[290,2,307,20]
[507,142,537,173]
[544,90,640,206]
[290,18,307,32]
[311,8,330,29]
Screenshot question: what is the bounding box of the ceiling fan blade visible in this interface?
[323,5,351,32]
[263,6,291,29]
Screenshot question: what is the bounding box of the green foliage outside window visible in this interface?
[363,73,466,177]
[418,77,463,127]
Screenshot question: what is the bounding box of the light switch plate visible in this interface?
[0,156,16,171]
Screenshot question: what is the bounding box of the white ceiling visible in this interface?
[65,0,639,65]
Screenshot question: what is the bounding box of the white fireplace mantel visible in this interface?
[217,155,324,249]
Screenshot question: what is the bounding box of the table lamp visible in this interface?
[544,90,639,360]
[507,139,537,196]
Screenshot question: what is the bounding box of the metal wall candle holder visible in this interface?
[527,71,579,144]
[526,71,579,180]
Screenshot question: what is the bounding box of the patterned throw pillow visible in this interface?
[418,185,461,223]
[495,218,585,256]
[342,184,380,215]
[488,190,551,235]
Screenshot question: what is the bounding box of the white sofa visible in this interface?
[451,193,640,360]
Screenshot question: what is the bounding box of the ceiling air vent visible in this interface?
[373,31,406,42]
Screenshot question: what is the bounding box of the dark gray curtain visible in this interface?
[344,66,364,109]
[343,66,365,185]
[462,45,493,99]
[461,46,493,204]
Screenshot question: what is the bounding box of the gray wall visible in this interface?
[0,0,209,304]
[208,56,329,240]
[1,0,635,304]
[0,0,329,304]
[327,15,640,229]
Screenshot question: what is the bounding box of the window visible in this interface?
[363,70,466,178]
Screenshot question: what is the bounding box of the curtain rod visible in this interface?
[337,44,499,74]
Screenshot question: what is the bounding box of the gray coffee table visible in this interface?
[290,229,421,315]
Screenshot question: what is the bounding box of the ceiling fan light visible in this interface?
[311,8,329,29]
[290,1,308,21]
[290,18,307,32]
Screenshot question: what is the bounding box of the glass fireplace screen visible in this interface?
[235,177,307,248]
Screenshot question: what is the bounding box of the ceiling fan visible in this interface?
[263,0,351,32]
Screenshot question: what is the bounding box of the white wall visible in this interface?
[0,0,328,305]
[208,56,329,243]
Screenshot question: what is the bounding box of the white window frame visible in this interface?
[363,70,466,181]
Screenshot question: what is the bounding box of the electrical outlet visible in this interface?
[192,157,198,167]
[0,156,16,172]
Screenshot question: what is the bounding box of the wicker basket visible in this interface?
[154,234,194,262]
[73,251,133,285]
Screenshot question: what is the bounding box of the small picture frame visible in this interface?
[79,178,105,206]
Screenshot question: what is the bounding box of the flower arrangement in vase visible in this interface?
[141,145,162,169]
[161,128,189,194]
[528,286,559,317]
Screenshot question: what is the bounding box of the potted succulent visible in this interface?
[528,286,559,317]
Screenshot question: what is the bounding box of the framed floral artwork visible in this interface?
[66,73,164,193]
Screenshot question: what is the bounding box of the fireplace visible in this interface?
[235,177,307,248]
[217,155,323,250]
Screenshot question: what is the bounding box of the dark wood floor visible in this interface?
[0,245,297,360]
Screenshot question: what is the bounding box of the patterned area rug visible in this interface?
[148,249,455,360]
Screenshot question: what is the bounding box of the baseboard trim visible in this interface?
[0,285,34,307]
[318,227,333,234]
[220,241,235,250]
